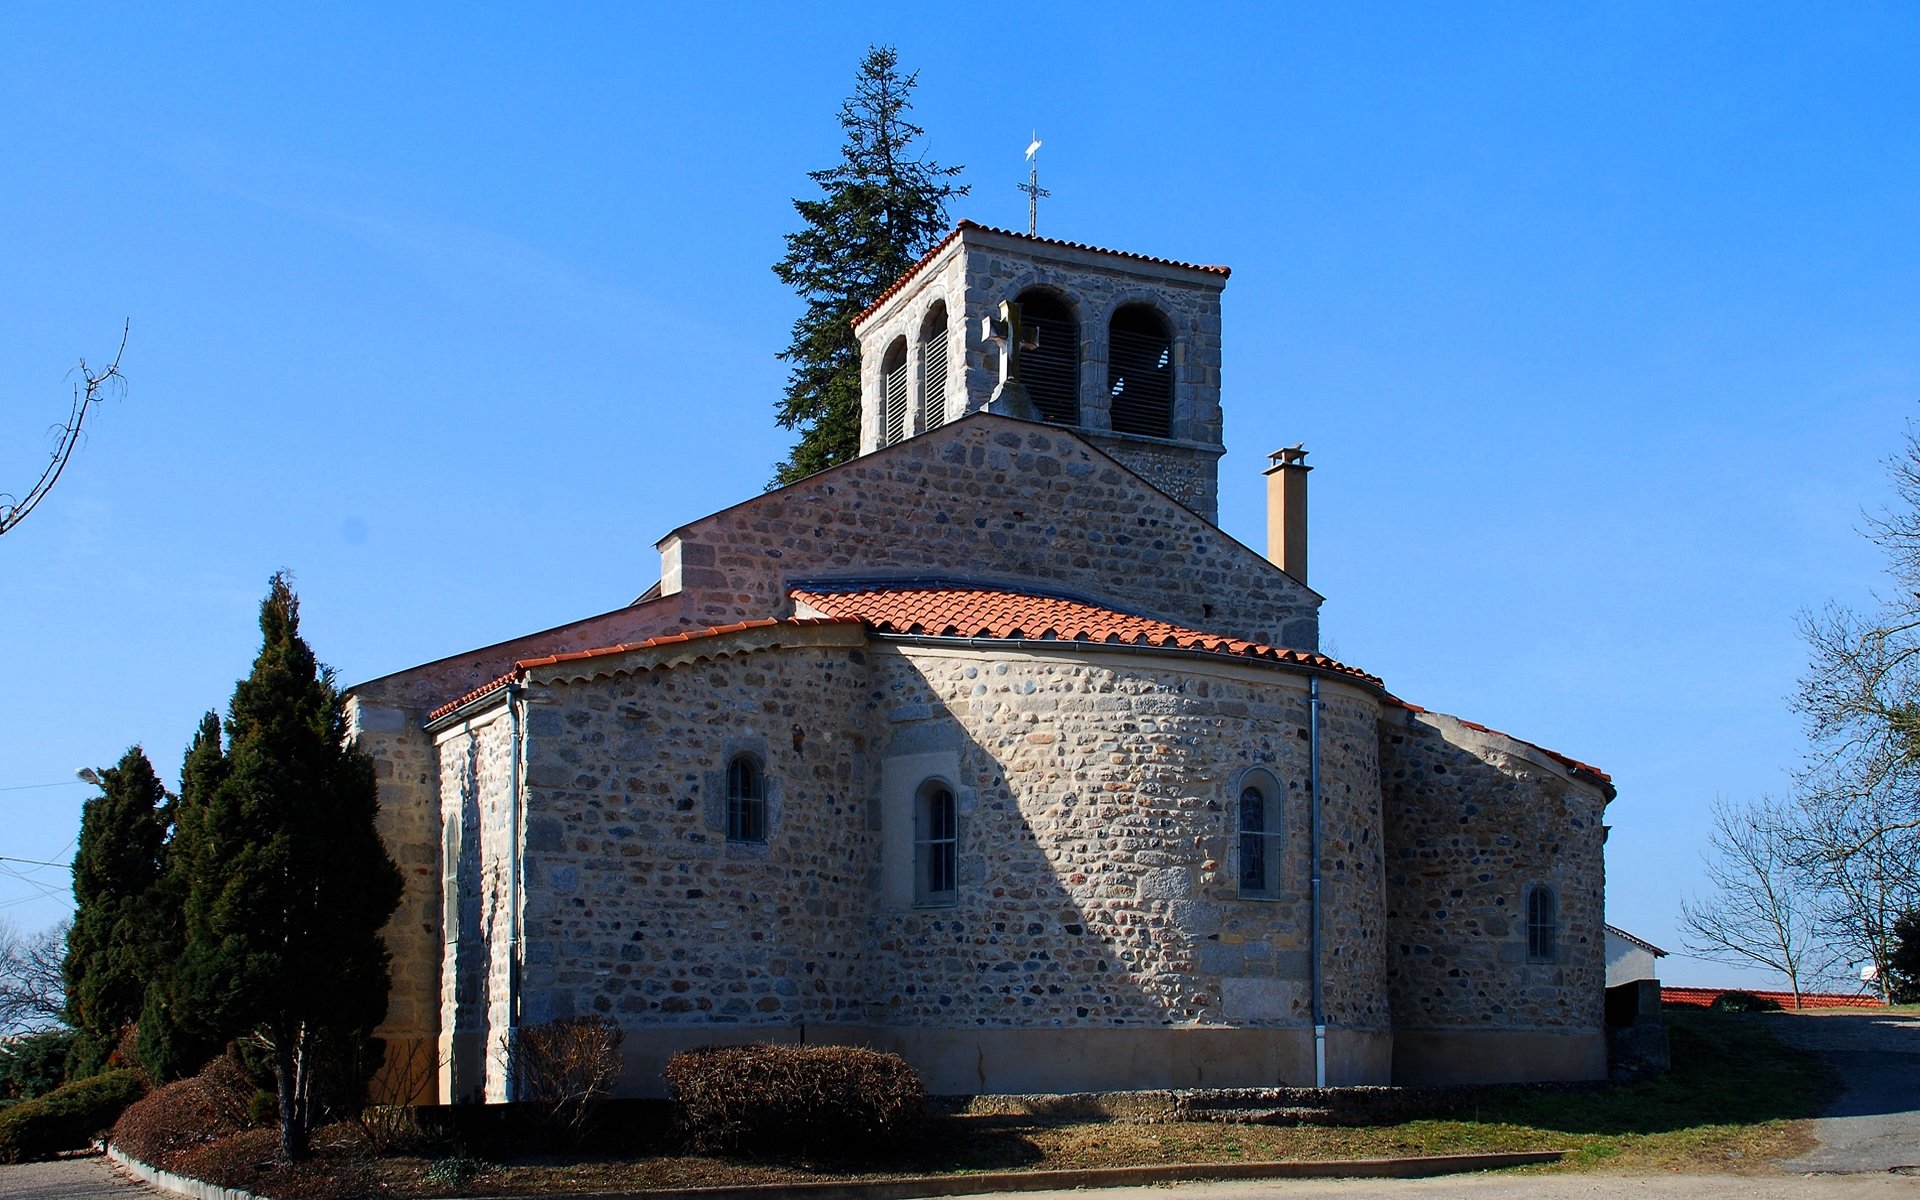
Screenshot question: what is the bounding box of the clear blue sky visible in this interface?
[3,4,1916,990]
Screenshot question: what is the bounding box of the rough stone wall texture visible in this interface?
[512,643,880,1032]
[868,646,1387,1034]
[1081,434,1222,543]
[433,709,516,1101]
[1378,708,1608,1033]
[857,230,1227,521]
[344,696,442,1083]
[664,415,1319,652]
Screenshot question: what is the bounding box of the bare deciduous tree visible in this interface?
[1785,423,1920,997]
[1788,784,1920,1003]
[0,322,129,537]
[1679,797,1839,1008]
[0,918,69,1035]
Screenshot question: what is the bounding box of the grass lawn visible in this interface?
[119,1011,1844,1198]
[356,1010,1840,1196]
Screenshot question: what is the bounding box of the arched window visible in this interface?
[1237,769,1282,899]
[914,780,957,906]
[881,336,910,447]
[920,303,950,431]
[726,755,766,843]
[1526,885,1557,962]
[1107,304,1174,438]
[1014,288,1079,426]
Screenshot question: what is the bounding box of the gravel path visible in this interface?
[0,1155,153,1200]
[1768,1009,1920,1175]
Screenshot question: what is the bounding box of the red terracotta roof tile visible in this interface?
[424,618,860,722]
[851,220,1232,329]
[1661,987,1882,1010]
[790,583,1380,685]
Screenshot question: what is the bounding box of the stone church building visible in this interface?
[345,221,1615,1102]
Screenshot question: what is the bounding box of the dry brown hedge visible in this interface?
[111,1055,260,1167]
[664,1043,924,1155]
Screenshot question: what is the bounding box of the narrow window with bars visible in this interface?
[725,754,766,843]
[1107,304,1174,438]
[1013,289,1080,426]
[1526,885,1557,962]
[881,336,911,446]
[1237,769,1282,899]
[915,779,957,906]
[920,303,949,431]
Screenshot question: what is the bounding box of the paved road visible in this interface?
[1003,1176,1920,1200]
[0,1156,152,1200]
[1771,1009,1920,1175]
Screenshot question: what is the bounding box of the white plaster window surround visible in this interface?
[1235,766,1284,900]
[879,750,962,908]
[1526,883,1558,963]
[704,739,778,854]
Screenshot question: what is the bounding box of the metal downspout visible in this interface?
[505,684,523,1102]
[1309,675,1327,1088]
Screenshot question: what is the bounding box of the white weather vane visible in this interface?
[1018,132,1049,236]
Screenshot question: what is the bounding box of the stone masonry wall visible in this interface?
[665,415,1319,651]
[1379,708,1609,1033]
[869,645,1388,1034]
[856,229,1227,521]
[1082,432,1221,523]
[433,708,517,1102]
[344,696,441,1099]
[512,643,879,1031]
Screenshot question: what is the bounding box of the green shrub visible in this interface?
[110,1055,257,1167]
[0,1029,75,1102]
[0,1068,149,1163]
[1710,990,1781,1013]
[665,1043,924,1156]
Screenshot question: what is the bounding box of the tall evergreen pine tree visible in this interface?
[134,711,227,1079]
[172,574,402,1160]
[771,45,965,485]
[64,746,171,1076]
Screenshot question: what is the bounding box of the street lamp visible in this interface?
[75,767,102,787]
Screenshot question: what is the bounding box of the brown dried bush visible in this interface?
[111,1054,260,1167]
[665,1043,924,1156]
[506,1015,625,1148]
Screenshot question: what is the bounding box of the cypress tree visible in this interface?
[64,747,170,1077]
[174,574,402,1160]
[134,712,227,1080]
[771,45,965,485]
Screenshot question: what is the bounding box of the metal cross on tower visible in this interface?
[1018,134,1050,236]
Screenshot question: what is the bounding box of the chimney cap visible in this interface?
[1267,444,1310,472]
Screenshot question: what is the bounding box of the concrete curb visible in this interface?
[107,1144,265,1200]
[107,1145,1565,1200]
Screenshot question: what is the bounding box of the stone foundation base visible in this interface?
[1389,1027,1607,1086]
[604,1024,1393,1098]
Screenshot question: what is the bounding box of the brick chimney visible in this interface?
[1264,445,1310,584]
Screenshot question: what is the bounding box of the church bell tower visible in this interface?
[849,220,1232,523]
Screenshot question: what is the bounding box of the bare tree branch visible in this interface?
[0,918,69,1035]
[0,321,130,537]
[1679,796,1841,1007]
